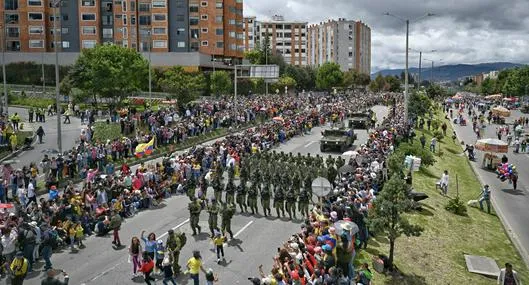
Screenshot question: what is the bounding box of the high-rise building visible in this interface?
[308,18,371,74]
[244,15,307,66]
[0,0,244,63]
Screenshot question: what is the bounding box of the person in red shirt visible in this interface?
[139,252,155,285]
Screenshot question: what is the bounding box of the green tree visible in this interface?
[426,84,447,99]
[408,90,433,119]
[272,75,297,93]
[158,66,206,105]
[316,62,343,91]
[244,49,262,65]
[342,69,359,88]
[369,74,386,92]
[356,73,371,86]
[368,175,424,271]
[59,74,73,97]
[385,75,401,92]
[211,70,232,96]
[69,44,148,104]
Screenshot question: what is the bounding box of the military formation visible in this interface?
[187,150,348,238]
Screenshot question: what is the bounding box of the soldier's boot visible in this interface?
[197,225,201,234]
[276,208,281,218]
[210,227,215,237]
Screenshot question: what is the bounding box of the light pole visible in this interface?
[41,29,46,97]
[1,13,7,115]
[147,30,152,108]
[384,12,434,121]
[53,0,62,153]
[409,48,436,88]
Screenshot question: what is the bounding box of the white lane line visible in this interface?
[304,141,317,148]
[86,218,190,283]
[159,218,190,239]
[233,220,254,238]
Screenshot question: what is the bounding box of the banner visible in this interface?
[135,137,155,158]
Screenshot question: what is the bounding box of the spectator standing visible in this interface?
[440,170,449,196]
[479,185,491,214]
[186,250,207,285]
[109,211,122,247]
[430,137,437,152]
[10,251,28,285]
[41,269,69,285]
[498,263,520,285]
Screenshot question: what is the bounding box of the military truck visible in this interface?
[348,110,374,129]
[320,128,356,152]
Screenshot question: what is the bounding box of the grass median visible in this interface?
[356,110,528,284]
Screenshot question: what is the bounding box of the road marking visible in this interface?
[304,141,317,148]
[233,220,254,238]
[159,218,190,239]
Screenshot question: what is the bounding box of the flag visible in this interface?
[135,137,155,158]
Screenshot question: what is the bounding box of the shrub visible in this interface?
[397,142,436,168]
[445,197,467,216]
[433,130,444,142]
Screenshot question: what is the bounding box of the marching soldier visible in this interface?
[261,183,271,217]
[247,182,259,215]
[326,155,335,168]
[239,161,249,186]
[273,187,285,218]
[298,188,310,218]
[315,154,324,168]
[336,156,346,170]
[285,188,297,220]
[291,172,301,194]
[220,202,235,239]
[235,183,248,213]
[186,178,196,199]
[188,197,202,236]
[207,198,220,237]
[225,179,236,205]
[327,164,338,187]
[166,229,185,274]
[212,174,223,203]
[227,163,235,182]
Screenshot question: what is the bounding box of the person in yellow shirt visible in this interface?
[9,133,17,152]
[75,222,85,248]
[10,252,28,285]
[212,232,226,264]
[186,250,206,285]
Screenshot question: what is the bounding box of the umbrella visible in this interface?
[342,150,359,157]
[311,177,332,198]
[272,116,284,122]
[0,203,14,209]
[491,106,511,117]
[334,220,359,236]
[475,138,508,153]
[338,165,355,174]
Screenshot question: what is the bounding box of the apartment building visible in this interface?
[0,0,243,63]
[242,15,256,51]
[308,18,371,74]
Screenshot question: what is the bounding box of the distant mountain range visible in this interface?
[372,62,525,82]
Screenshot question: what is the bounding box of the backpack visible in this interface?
[179,233,187,248]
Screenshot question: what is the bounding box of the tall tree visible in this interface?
[69,44,148,104]
[211,70,232,96]
[158,66,206,105]
[369,175,424,271]
[272,75,297,93]
[408,90,433,119]
[316,62,343,92]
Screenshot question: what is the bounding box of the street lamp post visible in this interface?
[1,14,7,115]
[409,48,436,89]
[147,31,152,108]
[53,0,62,153]
[41,30,46,97]
[384,12,434,121]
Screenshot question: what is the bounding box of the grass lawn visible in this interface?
[355,109,529,284]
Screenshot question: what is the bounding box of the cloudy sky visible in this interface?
[244,0,529,72]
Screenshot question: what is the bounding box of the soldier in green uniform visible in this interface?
[303,174,313,201]
[235,183,248,213]
[186,178,196,200]
[212,174,223,203]
[260,183,271,216]
[285,188,297,220]
[298,188,310,218]
[315,154,324,168]
[166,229,184,274]
[327,165,338,187]
[220,202,235,239]
[336,156,345,170]
[239,161,249,186]
[291,172,301,194]
[188,197,202,235]
[247,182,259,215]
[207,198,220,237]
[225,179,235,205]
[326,155,335,168]
[273,187,285,218]
[227,164,235,182]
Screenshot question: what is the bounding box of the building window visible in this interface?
[153,27,166,35]
[235,0,242,3]
[176,15,185,21]
[6,27,19,37]
[200,15,208,20]
[189,17,199,25]
[103,28,113,38]
[215,16,223,23]
[62,28,69,34]
[201,28,208,33]
[216,41,224,48]
[153,14,166,21]
[28,0,43,6]
[5,0,18,10]
[189,5,198,13]
[200,1,207,7]
[29,26,44,34]
[29,40,44,48]
[82,14,96,21]
[131,16,136,25]
[122,0,127,11]
[81,0,95,6]
[177,28,185,35]
[153,40,167,48]
[82,26,97,35]
[177,41,186,48]
[82,40,97,49]
[131,1,136,11]
[201,40,208,46]
[28,13,44,21]
[152,1,166,8]
[139,15,151,25]
[229,43,236,50]
[229,31,235,38]
[228,19,235,25]
[215,2,223,8]
[62,41,70,48]
[215,29,223,35]
[138,3,150,12]
[122,27,128,39]
[123,14,127,25]
[5,14,19,24]
[190,29,199,39]
[122,40,128,48]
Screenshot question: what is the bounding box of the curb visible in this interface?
[0,129,36,163]
[449,117,529,268]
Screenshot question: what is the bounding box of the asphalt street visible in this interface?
[451,107,529,266]
[4,107,82,170]
[21,106,389,285]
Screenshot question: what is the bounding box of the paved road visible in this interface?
[4,107,82,170]
[21,106,388,285]
[451,107,529,266]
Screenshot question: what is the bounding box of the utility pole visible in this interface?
[418,51,422,89]
[53,0,62,153]
[1,14,7,115]
[147,31,152,108]
[41,30,46,97]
